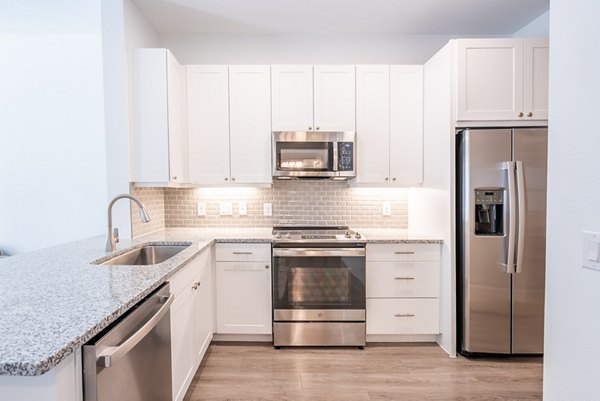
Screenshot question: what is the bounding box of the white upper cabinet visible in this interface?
[390,65,423,185]
[523,39,549,120]
[356,65,390,183]
[187,65,272,185]
[131,48,188,184]
[271,65,313,131]
[271,65,356,132]
[186,65,230,184]
[456,38,548,122]
[356,65,423,185]
[313,65,356,131]
[228,66,272,184]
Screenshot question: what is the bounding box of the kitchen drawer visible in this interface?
[366,244,440,262]
[366,298,440,335]
[215,243,271,262]
[170,249,211,296]
[366,261,440,298]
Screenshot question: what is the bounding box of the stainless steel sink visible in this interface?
[98,244,190,266]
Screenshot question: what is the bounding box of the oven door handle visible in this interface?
[273,248,366,257]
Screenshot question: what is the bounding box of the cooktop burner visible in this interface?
[272,225,366,243]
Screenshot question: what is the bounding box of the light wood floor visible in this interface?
[183,343,543,401]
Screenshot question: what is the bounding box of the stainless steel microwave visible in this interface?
[272,131,356,180]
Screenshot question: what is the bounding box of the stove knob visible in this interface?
[286,232,291,239]
[345,231,351,239]
[355,232,362,239]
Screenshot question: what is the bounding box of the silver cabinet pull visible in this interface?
[385,177,389,181]
[192,281,201,290]
[392,177,396,181]
[224,177,228,181]
[308,126,312,130]
[231,177,236,181]
[518,112,524,117]
[98,293,174,368]
[527,112,533,117]
[233,251,253,255]
[316,126,320,130]
[172,176,177,180]
[394,251,415,255]
[395,313,415,317]
[394,277,415,280]
[265,265,269,269]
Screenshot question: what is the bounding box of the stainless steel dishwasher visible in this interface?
[83,283,173,401]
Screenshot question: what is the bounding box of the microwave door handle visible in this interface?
[332,142,339,172]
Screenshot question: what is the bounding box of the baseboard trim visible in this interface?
[367,334,437,342]
[212,333,273,342]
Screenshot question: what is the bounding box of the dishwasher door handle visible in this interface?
[98,293,174,368]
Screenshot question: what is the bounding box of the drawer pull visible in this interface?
[394,251,415,255]
[394,277,415,280]
[395,313,415,318]
[233,252,253,255]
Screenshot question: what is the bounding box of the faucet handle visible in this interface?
[113,227,119,243]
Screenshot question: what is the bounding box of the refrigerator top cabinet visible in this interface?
[456,128,547,355]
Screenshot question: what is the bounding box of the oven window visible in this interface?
[276,142,332,171]
[273,255,365,310]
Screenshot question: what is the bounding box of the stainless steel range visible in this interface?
[271,226,367,347]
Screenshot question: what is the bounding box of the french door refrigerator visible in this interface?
[456,128,547,355]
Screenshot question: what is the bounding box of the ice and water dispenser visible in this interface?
[474,188,504,236]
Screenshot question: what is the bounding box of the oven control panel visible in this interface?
[338,142,354,171]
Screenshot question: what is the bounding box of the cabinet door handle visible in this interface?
[394,277,415,280]
[265,265,270,269]
[527,112,533,117]
[395,313,415,318]
[233,251,253,255]
[316,126,320,130]
[392,177,396,181]
[224,177,228,181]
[394,251,415,255]
[172,176,177,180]
[192,282,201,290]
[308,126,312,130]
[518,112,524,117]
[231,177,236,182]
[385,177,389,181]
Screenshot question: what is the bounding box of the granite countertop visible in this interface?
[354,228,444,244]
[0,227,439,377]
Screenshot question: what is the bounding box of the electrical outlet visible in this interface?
[238,202,247,216]
[382,202,392,216]
[197,202,206,216]
[263,203,273,217]
[219,202,232,216]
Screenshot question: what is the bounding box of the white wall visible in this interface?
[159,33,498,65]
[0,0,107,254]
[101,0,160,240]
[513,10,549,37]
[543,2,600,400]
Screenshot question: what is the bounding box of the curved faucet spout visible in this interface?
[106,194,152,252]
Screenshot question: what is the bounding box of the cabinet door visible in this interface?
[390,65,423,185]
[356,65,390,183]
[166,52,188,183]
[229,66,272,184]
[523,39,549,120]
[171,285,194,401]
[456,39,524,121]
[216,262,272,334]
[313,65,356,131]
[186,65,231,184]
[131,49,170,183]
[271,65,313,131]
[192,266,212,366]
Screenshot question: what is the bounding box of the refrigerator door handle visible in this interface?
[515,161,526,273]
[504,161,517,273]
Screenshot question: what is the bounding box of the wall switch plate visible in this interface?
[238,202,247,216]
[219,202,232,216]
[382,202,392,216]
[197,202,206,216]
[583,231,600,271]
[263,203,273,217]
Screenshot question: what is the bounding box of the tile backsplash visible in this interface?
[130,187,166,237]
[131,180,408,237]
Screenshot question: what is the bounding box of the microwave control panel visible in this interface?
[338,142,354,171]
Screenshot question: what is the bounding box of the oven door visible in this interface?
[272,247,365,322]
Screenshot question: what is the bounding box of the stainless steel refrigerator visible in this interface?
[456,128,547,355]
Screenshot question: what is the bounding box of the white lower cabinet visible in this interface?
[170,248,213,401]
[366,244,441,338]
[215,244,272,335]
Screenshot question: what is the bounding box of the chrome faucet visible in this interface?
[106,194,151,252]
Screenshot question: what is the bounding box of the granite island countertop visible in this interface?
[0,227,440,377]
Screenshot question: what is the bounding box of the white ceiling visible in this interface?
[132,0,549,35]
